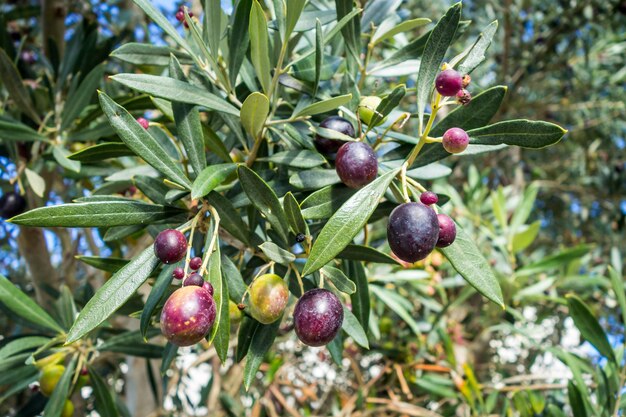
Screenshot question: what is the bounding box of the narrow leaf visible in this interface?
[191,164,237,200]
[43,356,77,417]
[566,295,616,364]
[243,320,280,390]
[302,168,400,275]
[259,242,295,265]
[283,192,308,235]
[322,266,356,295]
[140,264,175,339]
[258,149,326,168]
[0,48,40,123]
[416,3,461,125]
[342,305,369,348]
[99,91,192,188]
[61,64,105,131]
[68,142,134,162]
[294,94,352,117]
[457,20,498,75]
[439,221,504,307]
[88,367,119,417]
[0,275,63,333]
[249,0,272,93]
[467,120,567,149]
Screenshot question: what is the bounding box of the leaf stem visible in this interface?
[406,92,443,167]
[199,205,221,276]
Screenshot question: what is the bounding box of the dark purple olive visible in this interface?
[294,289,343,347]
[436,214,457,248]
[0,192,27,219]
[335,142,378,189]
[387,202,439,263]
[154,229,187,264]
[314,116,355,154]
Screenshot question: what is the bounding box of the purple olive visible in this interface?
[294,289,343,347]
[387,202,439,263]
[154,229,187,264]
[435,69,463,97]
[436,213,457,248]
[442,127,470,154]
[335,142,378,189]
[314,116,355,154]
[160,286,216,346]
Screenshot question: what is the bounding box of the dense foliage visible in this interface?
[0,0,624,416]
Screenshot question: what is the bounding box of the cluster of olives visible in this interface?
[154,228,344,347]
[37,359,87,417]
[154,229,216,347]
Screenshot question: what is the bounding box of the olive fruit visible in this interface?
[154,229,187,264]
[0,192,27,219]
[293,289,344,347]
[39,364,65,396]
[248,274,289,324]
[335,142,378,189]
[419,191,438,206]
[358,96,387,126]
[189,256,202,271]
[183,272,204,287]
[314,116,355,154]
[387,202,439,263]
[442,127,470,154]
[435,69,463,97]
[160,286,216,346]
[62,400,74,417]
[436,214,457,248]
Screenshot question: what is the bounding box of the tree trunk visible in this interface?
[41,0,67,58]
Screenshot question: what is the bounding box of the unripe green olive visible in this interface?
[62,399,74,417]
[229,300,243,324]
[39,364,65,397]
[248,274,289,324]
[358,96,387,126]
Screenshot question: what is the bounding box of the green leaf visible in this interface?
[517,245,590,276]
[309,125,358,142]
[0,118,48,142]
[302,168,400,276]
[0,336,50,361]
[258,150,326,168]
[259,242,295,265]
[99,91,192,188]
[511,221,541,253]
[415,3,461,125]
[111,43,193,66]
[372,17,431,45]
[9,200,183,227]
[240,92,269,138]
[467,120,567,148]
[510,185,539,230]
[203,125,232,163]
[289,169,341,190]
[228,0,252,86]
[88,366,119,417]
[238,166,290,246]
[206,191,252,246]
[430,85,507,136]
[110,74,239,117]
[249,0,272,93]
[24,168,45,198]
[337,244,398,264]
[0,48,40,123]
[566,295,616,364]
[283,192,308,235]
[132,0,191,50]
[567,381,589,417]
[369,85,406,127]
[133,175,169,205]
[43,356,77,417]
[66,245,161,343]
[68,142,134,162]
[55,285,78,331]
[313,19,323,97]
[207,247,230,362]
[170,56,207,179]
[0,275,63,333]
[301,186,354,220]
[140,264,175,339]
[439,221,504,307]
[335,0,360,60]
[62,63,105,131]
[457,20,498,75]
[206,0,222,58]
[160,342,178,374]
[372,31,428,72]
[321,266,356,295]
[285,0,306,38]
[52,146,81,173]
[76,256,129,273]
[221,254,247,303]
[191,164,237,200]
[327,332,343,365]
[294,94,352,117]
[341,305,369,348]
[98,331,163,358]
[243,319,280,390]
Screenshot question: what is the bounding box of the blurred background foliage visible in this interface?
[0,0,625,416]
